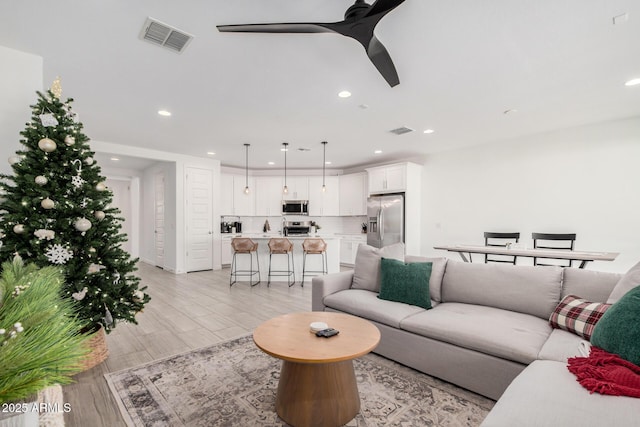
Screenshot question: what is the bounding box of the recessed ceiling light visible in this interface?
[338,90,352,98]
[325,161,332,165]
[423,129,435,134]
[374,150,382,154]
[268,161,275,165]
[158,110,171,116]
[206,151,216,155]
[625,78,640,87]
[110,157,120,161]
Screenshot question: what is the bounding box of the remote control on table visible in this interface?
[316,328,339,338]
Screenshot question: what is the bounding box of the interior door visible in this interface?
[155,172,165,268]
[186,167,213,272]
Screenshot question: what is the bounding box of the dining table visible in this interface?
[433,244,619,268]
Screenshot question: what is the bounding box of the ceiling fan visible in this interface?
[217,0,406,87]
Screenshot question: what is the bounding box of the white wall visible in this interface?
[421,117,640,273]
[0,45,42,176]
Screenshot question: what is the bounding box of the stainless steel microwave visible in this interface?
[282,200,309,215]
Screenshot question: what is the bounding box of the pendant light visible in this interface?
[282,142,289,194]
[321,141,328,192]
[243,143,250,194]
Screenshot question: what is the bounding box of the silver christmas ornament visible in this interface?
[64,135,75,146]
[85,157,94,165]
[8,155,21,165]
[35,175,48,185]
[94,210,106,221]
[74,217,92,232]
[96,182,106,191]
[38,137,57,153]
[41,198,55,209]
[13,224,25,234]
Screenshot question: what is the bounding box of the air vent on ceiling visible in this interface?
[389,126,414,135]
[140,17,194,53]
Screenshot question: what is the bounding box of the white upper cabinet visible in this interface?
[220,174,234,215]
[366,163,407,194]
[282,176,309,201]
[255,176,283,216]
[221,173,255,216]
[308,176,340,216]
[339,172,367,216]
[232,175,255,216]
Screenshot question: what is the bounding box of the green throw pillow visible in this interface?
[378,258,432,310]
[591,284,640,365]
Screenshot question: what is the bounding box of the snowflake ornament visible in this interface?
[71,174,85,189]
[45,244,73,265]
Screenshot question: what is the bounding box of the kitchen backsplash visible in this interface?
[236,215,366,235]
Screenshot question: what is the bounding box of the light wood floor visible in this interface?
[63,262,318,426]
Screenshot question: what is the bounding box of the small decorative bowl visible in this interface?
[310,322,328,333]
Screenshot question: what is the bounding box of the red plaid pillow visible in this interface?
[549,295,611,341]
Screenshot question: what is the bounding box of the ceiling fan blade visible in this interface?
[366,0,406,17]
[217,23,335,34]
[367,35,400,87]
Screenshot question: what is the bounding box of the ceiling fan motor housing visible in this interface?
[345,0,371,20]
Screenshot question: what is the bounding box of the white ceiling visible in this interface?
[1,0,639,170]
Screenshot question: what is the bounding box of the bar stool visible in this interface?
[267,238,295,287]
[301,238,327,287]
[230,238,260,287]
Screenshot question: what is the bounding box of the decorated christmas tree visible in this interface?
[0,79,149,333]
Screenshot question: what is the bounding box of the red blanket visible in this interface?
[568,346,640,398]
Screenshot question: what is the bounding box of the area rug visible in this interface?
[105,335,494,426]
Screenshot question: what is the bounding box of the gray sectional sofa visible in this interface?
[311,250,640,426]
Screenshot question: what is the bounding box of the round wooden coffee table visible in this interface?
[253,312,380,427]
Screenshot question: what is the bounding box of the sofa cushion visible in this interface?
[378,258,432,310]
[400,303,551,364]
[538,329,590,362]
[549,295,611,340]
[562,267,621,302]
[405,256,447,302]
[591,285,640,365]
[351,243,405,292]
[441,260,563,320]
[323,289,426,328]
[481,360,640,427]
[607,260,640,304]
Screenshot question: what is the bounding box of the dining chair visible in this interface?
[484,232,520,264]
[532,233,577,267]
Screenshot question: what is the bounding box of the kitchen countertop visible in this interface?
[221,233,341,240]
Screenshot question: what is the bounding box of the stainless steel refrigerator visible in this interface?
[367,193,404,248]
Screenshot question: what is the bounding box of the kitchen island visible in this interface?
[225,234,341,285]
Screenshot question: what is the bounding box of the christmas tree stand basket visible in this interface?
[79,325,109,371]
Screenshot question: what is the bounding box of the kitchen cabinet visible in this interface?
[339,235,367,265]
[339,172,367,216]
[308,176,340,216]
[255,176,283,216]
[221,235,233,265]
[282,176,309,201]
[220,174,234,215]
[366,163,407,194]
[221,173,255,216]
